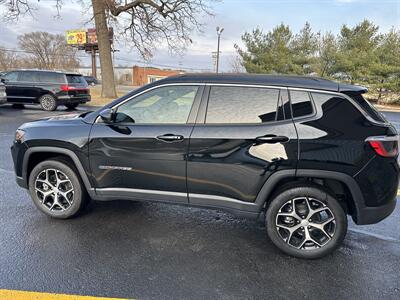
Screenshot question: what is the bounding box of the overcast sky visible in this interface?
[0,0,399,72]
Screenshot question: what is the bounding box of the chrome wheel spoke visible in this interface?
[35,168,74,212]
[276,196,336,251]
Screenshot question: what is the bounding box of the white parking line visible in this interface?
[348,228,399,242]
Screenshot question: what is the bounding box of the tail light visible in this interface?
[366,136,399,157]
[60,84,75,91]
[60,85,88,91]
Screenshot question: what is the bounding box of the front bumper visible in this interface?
[16,176,28,189]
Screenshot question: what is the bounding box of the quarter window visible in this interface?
[206,86,280,124]
[289,90,314,118]
[116,85,199,124]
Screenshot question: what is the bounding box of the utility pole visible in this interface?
[91,48,97,79]
[216,26,224,73]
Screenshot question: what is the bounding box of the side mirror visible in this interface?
[99,108,115,123]
[0,78,6,83]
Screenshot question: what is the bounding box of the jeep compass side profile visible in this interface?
[11,74,399,259]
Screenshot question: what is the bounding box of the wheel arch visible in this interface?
[23,147,95,198]
[256,169,364,223]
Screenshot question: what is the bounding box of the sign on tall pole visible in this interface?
[65,28,114,79]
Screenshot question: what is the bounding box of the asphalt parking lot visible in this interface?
[0,104,399,299]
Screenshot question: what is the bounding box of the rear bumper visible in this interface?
[355,197,396,225]
[57,95,91,104]
[352,156,399,224]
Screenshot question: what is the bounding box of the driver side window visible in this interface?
[116,85,199,124]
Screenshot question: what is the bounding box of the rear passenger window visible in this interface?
[206,86,279,124]
[19,71,39,82]
[289,91,314,118]
[39,72,65,83]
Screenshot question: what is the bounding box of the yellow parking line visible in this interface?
[0,289,130,300]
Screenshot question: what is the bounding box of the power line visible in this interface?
[0,47,212,72]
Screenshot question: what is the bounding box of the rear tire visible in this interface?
[39,94,57,111]
[65,103,79,110]
[28,158,87,219]
[266,184,347,259]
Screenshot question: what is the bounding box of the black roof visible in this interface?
[159,73,367,93]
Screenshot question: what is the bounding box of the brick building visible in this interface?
[132,66,182,86]
[76,65,183,86]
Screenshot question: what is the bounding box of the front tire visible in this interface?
[39,94,57,111]
[266,184,347,259]
[28,159,87,219]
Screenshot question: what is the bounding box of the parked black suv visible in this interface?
[0,70,91,111]
[11,74,399,258]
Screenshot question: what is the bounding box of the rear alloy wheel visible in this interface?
[65,103,79,110]
[39,94,57,111]
[266,185,347,259]
[29,159,86,219]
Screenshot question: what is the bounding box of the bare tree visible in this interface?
[0,47,20,71]
[1,0,214,98]
[18,32,80,70]
[229,55,245,73]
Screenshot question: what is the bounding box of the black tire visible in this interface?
[266,184,347,259]
[39,94,57,111]
[65,103,79,110]
[28,158,87,219]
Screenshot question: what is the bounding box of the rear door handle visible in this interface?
[255,135,289,144]
[156,134,184,142]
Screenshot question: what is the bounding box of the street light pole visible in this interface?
[216,26,224,73]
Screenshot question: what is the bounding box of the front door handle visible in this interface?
[156,134,184,142]
[255,135,289,144]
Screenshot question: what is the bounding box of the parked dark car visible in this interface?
[0,81,6,104]
[11,74,399,258]
[83,76,99,86]
[0,70,91,111]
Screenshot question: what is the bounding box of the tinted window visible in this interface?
[289,90,314,118]
[350,93,386,123]
[2,72,18,81]
[67,75,85,84]
[206,86,279,124]
[116,85,198,124]
[38,72,65,83]
[19,71,39,82]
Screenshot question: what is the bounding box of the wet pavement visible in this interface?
[0,104,399,299]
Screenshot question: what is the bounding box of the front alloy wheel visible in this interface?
[266,184,347,259]
[35,169,74,212]
[29,159,86,219]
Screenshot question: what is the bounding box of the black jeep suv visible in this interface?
[0,70,91,111]
[11,74,399,258]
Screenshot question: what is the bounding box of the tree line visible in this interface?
[236,20,400,103]
[0,32,80,71]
